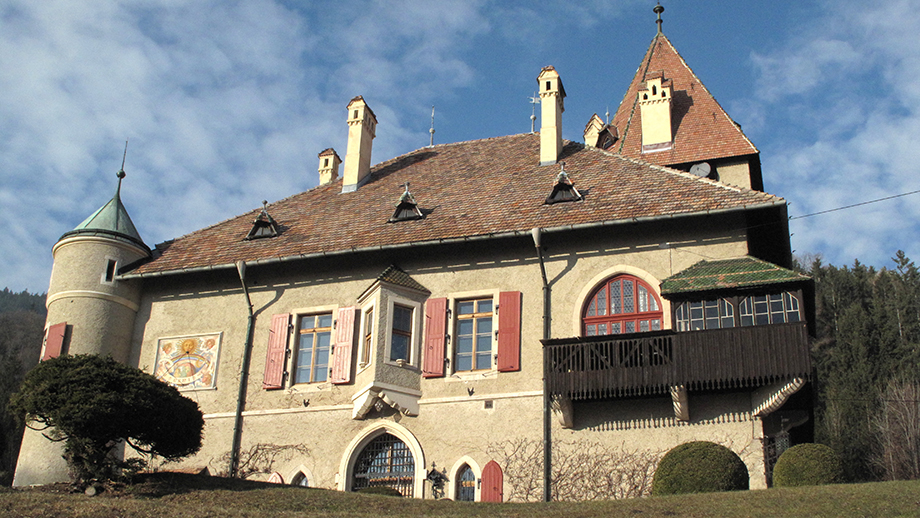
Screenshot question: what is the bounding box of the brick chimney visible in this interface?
[538,66,565,166]
[318,148,341,186]
[342,96,377,193]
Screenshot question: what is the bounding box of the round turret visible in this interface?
[13,167,150,487]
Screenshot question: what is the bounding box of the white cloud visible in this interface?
[749,0,920,268]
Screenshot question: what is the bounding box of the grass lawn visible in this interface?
[2,473,919,518]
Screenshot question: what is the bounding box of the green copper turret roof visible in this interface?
[62,170,148,250]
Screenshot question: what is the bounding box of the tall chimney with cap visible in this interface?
[342,96,377,193]
[538,66,566,166]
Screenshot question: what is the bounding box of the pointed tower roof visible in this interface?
[611,31,758,167]
[61,168,148,250]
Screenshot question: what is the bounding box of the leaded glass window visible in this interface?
[583,275,663,336]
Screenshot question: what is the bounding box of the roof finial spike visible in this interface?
[117,139,128,181]
[654,2,664,34]
[529,92,540,133]
[429,106,435,147]
[605,105,610,126]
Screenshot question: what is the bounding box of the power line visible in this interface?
[790,189,920,220]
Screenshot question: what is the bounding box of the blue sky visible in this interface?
[1,0,918,293]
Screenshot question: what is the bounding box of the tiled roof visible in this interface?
[376,265,429,294]
[660,256,810,295]
[127,133,783,277]
[612,32,759,166]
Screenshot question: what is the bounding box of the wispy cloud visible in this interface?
[746,0,920,268]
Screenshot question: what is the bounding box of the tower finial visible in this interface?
[429,106,435,147]
[654,2,664,33]
[118,139,128,180]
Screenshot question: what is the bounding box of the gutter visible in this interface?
[532,228,553,502]
[229,260,255,478]
[120,201,786,281]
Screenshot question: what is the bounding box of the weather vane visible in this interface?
[529,92,540,133]
[429,106,435,147]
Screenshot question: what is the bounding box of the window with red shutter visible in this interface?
[263,314,290,389]
[422,298,447,378]
[481,460,503,502]
[42,322,67,361]
[331,306,356,384]
[497,291,521,372]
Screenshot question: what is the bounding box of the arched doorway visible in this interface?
[352,432,416,497]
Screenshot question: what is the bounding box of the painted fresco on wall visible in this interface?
[154,333,221,390]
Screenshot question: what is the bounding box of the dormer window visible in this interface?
[389,183,424,222]
[545,162,583,204]
[246,201,280,240]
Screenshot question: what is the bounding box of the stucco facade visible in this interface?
[15,11,813,499]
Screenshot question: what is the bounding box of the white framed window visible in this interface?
[454,298,494,372]
[358,304,376,369]
[100,256,118,285]
[293,312,333,384]
[385,296,422,367]
[740,292,801,326]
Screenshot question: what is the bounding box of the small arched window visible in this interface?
[291,472,309,487]
[583,274,663,336]
[456,464,476,501]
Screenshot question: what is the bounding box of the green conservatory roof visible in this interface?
[661,256,809,295]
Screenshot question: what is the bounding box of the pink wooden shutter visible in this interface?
[422,297,448,378]
[42,322,67,361]
[481,460,504,502]
[262,314,290,389]
[497,291,521,372]
[331,306,356,384]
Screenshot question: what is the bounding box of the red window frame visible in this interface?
[582,274,663,336]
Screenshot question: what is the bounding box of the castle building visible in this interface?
[15,8,813,499]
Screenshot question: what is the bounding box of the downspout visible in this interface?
[230,260,255,478]
[532,228,552,502]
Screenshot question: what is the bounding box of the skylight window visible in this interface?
[245,201,280,240]
[545,162,583,204]
[389,183,424,222]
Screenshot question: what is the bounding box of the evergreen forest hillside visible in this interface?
[804,251,920,482]
[0,289,45,485]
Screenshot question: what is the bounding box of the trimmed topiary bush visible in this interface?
[357,486,403,497]
[652,441,749,495]
[772,443,843,487]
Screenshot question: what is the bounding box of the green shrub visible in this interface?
[356,486,403,497]
[772,443,843,487]
[652,441,749,495]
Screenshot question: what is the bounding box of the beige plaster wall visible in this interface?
[126,214,757,498]
[715,160,753,190]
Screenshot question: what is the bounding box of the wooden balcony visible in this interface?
[543,322,811,400]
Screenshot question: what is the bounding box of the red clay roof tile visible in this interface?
[128,133,781,276]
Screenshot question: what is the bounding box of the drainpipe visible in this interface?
[532,228,552,502]
[230,260,255,478]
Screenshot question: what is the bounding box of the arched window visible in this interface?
[456,464,476,501]
[352,432,416,497]
[583,274,663,336]
[291,471,309,487]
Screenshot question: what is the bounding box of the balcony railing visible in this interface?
[543,322,811,400]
